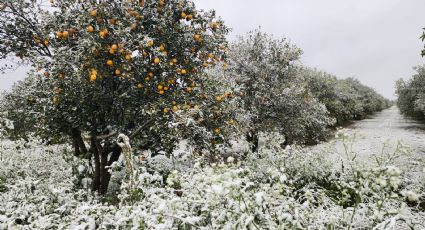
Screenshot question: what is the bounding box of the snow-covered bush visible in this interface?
[1,131,423,229]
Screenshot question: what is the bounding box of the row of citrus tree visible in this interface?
[396,66,425,118]
[395,29,425,118]
[0,0,390,193]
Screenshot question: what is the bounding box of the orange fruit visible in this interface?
[154,57,160,64]
[90,74,97,81]
[129,10,139,17]
[115,69,121,75]
[186,14,193,20]
[109,18,117,25]
[125,54,132,61]
[90,9,97,17]
[157,85,163,90]
[87,26,94,33]
[111,44,118,50]
[181,69,187,75]
[211,22,219,29]
[181,12,187,19]
[159,44,165,51]
[163,108,169,113]
[159,0,164,7]
[172,106,179,112]
[106,60,113,66]
[159,90,165,95]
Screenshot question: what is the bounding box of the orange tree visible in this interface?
[0,0,235,193]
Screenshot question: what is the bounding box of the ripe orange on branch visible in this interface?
[87,26,94,33]
[56,31,63,38]
[154,57,160,64]
[90,74,97,82]
[90,9,97,17]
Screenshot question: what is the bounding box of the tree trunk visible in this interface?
[246,130,259,153]
[71,128,87,156]
[91,136,101,192]
[72,137,80,156]
[280,132,289,148]
[98,144,123,194]
[90,136,123,194]
[99,151,109,194]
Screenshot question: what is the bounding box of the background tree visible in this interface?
[304,68,390,125]
[227,30,335,149]
[396,65,425,118]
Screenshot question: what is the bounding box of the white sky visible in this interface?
[1,0,425,99]
[194,0,425,99]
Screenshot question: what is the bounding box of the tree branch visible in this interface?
[95,119,154,141]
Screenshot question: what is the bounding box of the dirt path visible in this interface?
[311,106,425,179]
[348,106,425,158]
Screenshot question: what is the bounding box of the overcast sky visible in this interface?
[1,0,425,99]
[193,0,425,99]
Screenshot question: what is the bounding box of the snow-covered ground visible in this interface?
[309,106,425,182]
[0,107,424,229]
